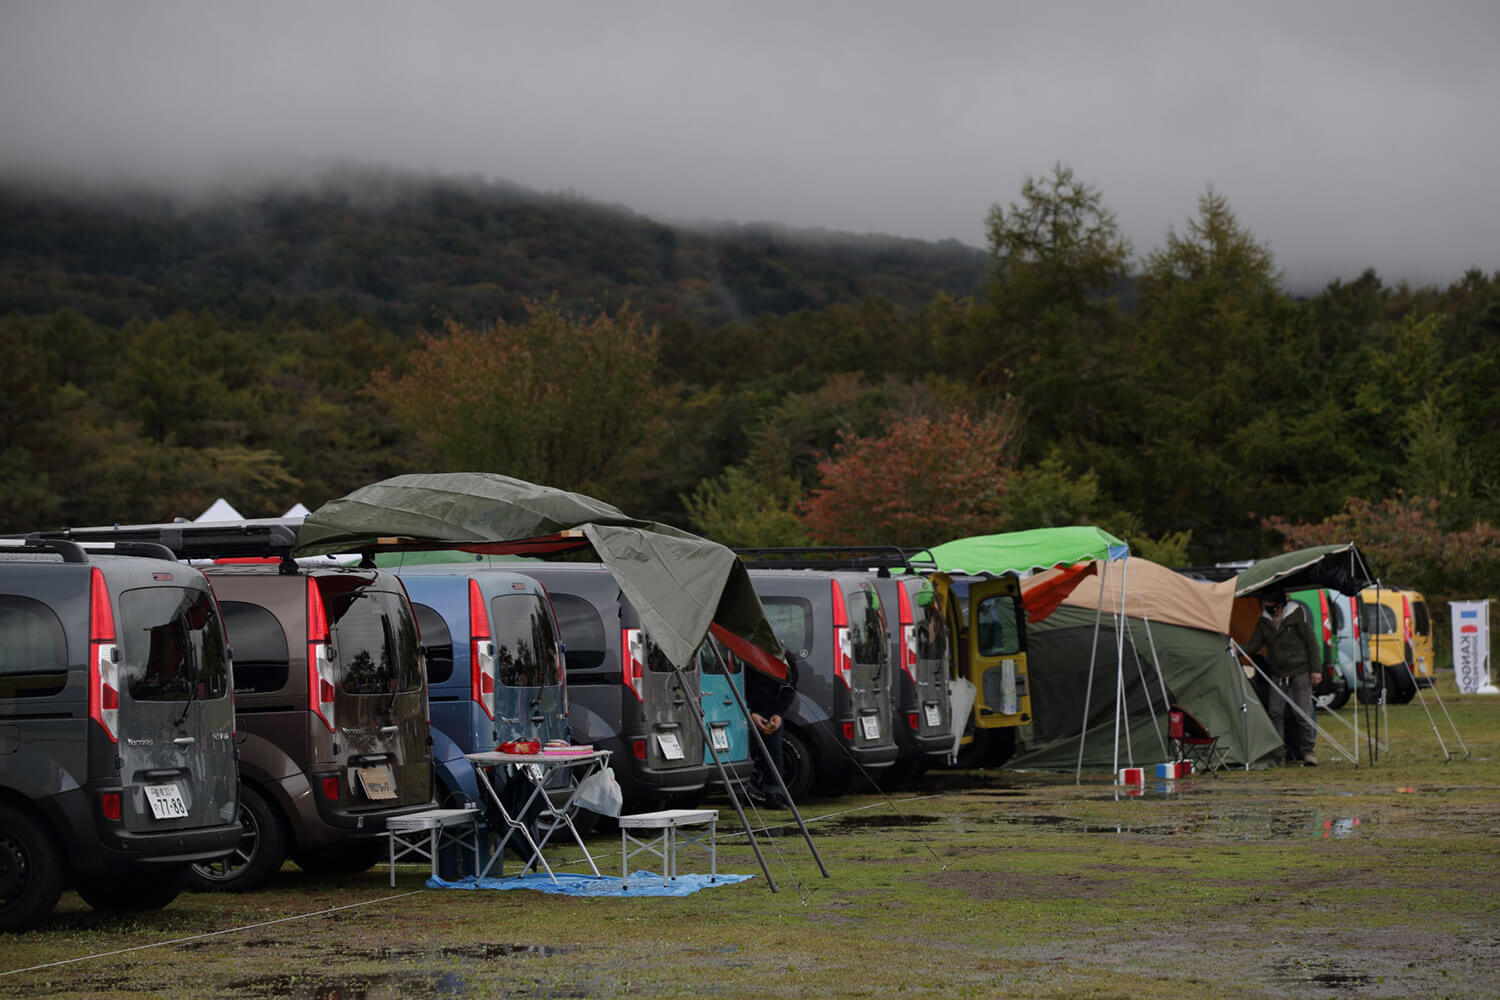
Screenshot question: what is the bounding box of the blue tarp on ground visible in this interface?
[427,871,753,897]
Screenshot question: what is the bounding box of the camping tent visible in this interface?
[292,472,787,678]
[1235,543,1375,598]
[1005,559,1284,771]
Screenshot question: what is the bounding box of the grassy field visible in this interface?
[4,683,1498,999]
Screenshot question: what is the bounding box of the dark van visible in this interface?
[516,563,716,810]
[746,569,898,800]
[873,574,954,780]
[394,568,571,809]
[0,538,241,930]
[30,521,436,891]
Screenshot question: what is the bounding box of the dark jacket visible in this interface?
[1248,602,1321,678]
[746,655,798,718]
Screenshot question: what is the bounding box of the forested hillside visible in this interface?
[4,164,1498,605]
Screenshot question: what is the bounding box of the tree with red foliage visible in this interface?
[798,409,1017,547]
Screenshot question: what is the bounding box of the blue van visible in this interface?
[694,637,750,782]
[395,569,570,811]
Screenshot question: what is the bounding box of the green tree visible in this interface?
[372,300,664,507]
[681,466,810,547]
[978,163,1133,458]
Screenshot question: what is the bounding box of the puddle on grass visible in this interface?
[229,970,589,1000]
[829,813,941,831]
[1272,958,1374,990]
[996,810,1370,840]
[352,943,571,961]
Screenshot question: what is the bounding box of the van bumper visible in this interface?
[45,791,243,877]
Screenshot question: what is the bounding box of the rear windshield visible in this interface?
[698,637,739,675]
[490,593,559,688]
[319,581,423,695]
[910,582,951,662]
[411,603,454,685]
[221,601,288,694]
[548,593,606,675]
[975,593,1023,656]
[642,631,690,674]
[1361,603,1397,635]
[761,597,812,656]
[845,584,887,666]
[1412,602,1431,636]
[119,587,230,703]
[0,595,68,699]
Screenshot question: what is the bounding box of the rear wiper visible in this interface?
[174,643,203,728]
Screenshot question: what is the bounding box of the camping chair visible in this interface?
[1169,706,1228,775]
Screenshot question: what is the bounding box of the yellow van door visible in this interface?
[963,576,1032,729]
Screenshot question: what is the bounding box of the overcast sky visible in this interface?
[2,1,1496,290]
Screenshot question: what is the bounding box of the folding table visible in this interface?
[464,749,612,882]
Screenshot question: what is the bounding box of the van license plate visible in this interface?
[710,726,730,752]
[655,732,684,760]
[144,783,188,820]
[860,714,880,740]
[924,703,942,727]
[356,766,397,800]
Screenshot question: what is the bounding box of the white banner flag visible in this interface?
[1449,600,1491,694]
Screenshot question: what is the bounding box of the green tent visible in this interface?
[913,526,1129,576]
[292,473,785,676]
[1234,543,1375,598]
[1005,604,1283,771]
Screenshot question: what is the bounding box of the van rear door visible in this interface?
[842,580,891,750]
[318,576,431,810]
[115,581,237,832]
[961,576,1032,729]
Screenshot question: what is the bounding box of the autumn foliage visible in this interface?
[798,410,1017,547]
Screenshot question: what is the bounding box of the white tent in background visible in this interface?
[282,503,310,519]
[194,498,244,522]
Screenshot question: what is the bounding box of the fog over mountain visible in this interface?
[3,1,1497,292]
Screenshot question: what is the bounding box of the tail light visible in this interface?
[321,776,340,801]
[1317,590,1333,645]
[1349,596,1363,671]
[842,722,855,740]
[1402,595,1414,645]
[100,792,122,821]
[896,583,918,682]
[622,627,646,703]
[631,737,647,760]
[468,578,497,720]
[831,580,853,691]
[907,712,920,731]
[88,567,120,743]
[306,579,336,732]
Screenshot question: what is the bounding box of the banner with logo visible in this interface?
[1449,600,1490,694]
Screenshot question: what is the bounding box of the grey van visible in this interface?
[746,568,898,800]
[29,521,436,891]
[516,563,715,810]
[873,574,954,780]
[0,538,241,930]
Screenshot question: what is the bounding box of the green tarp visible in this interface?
[913,526,1129,576]
[293,473,784,674]
[1234,543,1375,598]
[1005,604,1283,771]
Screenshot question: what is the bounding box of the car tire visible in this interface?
[1356,666,1386,705]
[187,785,287,893]
[1387,666,1418,705]
[777,729,816,803]
[0,803,65,932]
[76,865,186,913]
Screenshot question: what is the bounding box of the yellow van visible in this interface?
[1357,587,1433,704]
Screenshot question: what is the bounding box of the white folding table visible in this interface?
[385,807,482,887]
[618,808,719,890]
[465,749,612,883]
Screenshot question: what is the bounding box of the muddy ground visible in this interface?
[3,694,1497,999]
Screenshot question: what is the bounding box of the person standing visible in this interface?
[1248,589,1323,765]
[745,652,799,807]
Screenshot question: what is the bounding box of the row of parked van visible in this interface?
[1288,585,1434,710]
[1,524,1030,931]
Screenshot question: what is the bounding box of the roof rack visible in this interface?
[734,546,929,577]
[26,519,300,563]
[0,536,178,563]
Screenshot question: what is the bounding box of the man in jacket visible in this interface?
[1248,589,1323,765]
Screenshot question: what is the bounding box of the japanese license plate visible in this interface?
[710,725,730,752]
[356,765,397,800]
[923,703,942,728]
[144,783,188,820]
[655,732,684,760]
[859,714,881,740]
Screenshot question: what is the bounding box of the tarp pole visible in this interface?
[1113,557,1133,770]
[1076,558,1112,784]
[667,660,778,891]
[709,643,830,878]
[1126,617,1170,760]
